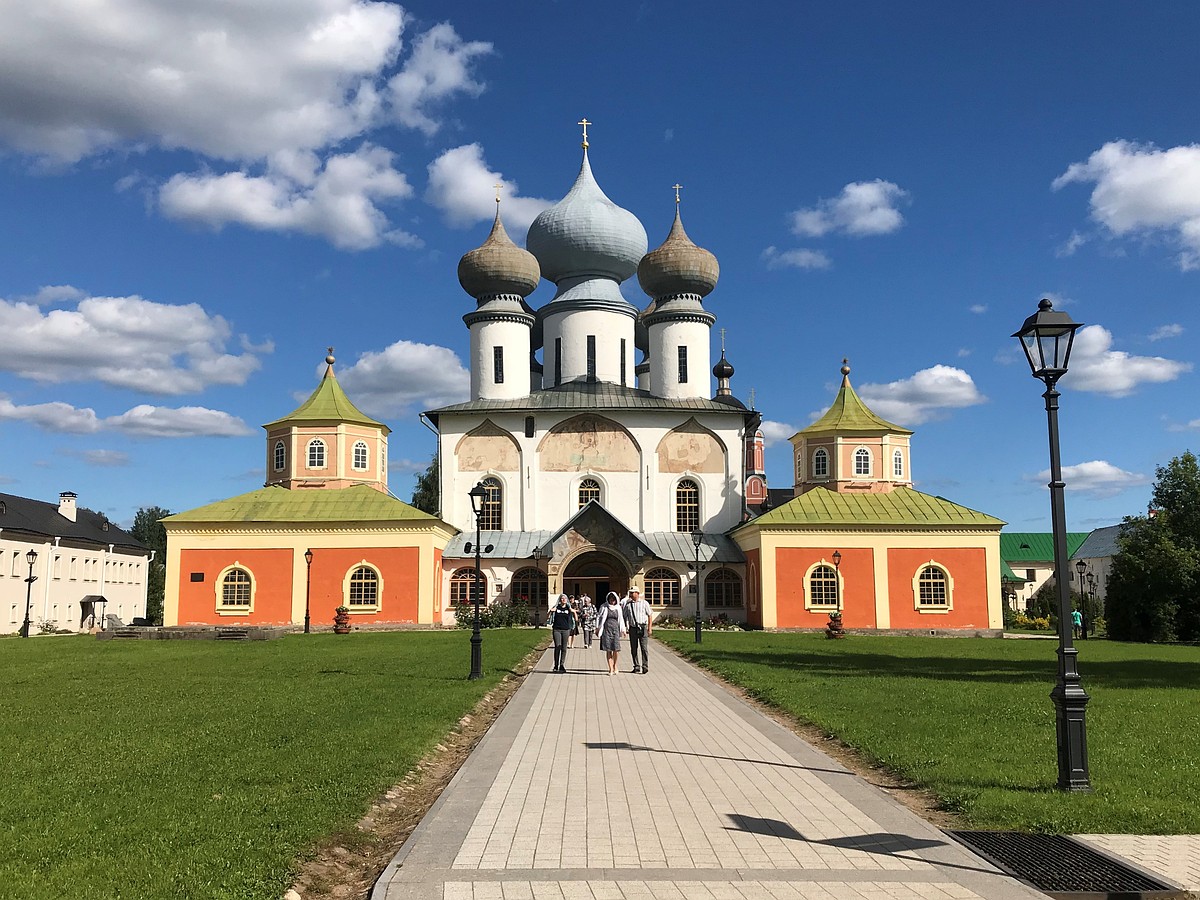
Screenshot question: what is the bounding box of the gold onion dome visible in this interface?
[457,210,541,300]
[637,207,719,299]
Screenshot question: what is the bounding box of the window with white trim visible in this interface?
[675,479,699,533]
[854,447,871,476]
[511,567,548,608]
[352,441,369,471]
[915,564,951,609]
[274,440,286,472]
[479,477,502,530]
[578,478,601,509]
[346,564,379,609]
[450,567,485,605]
[705,568,743,607]
[808,565,839,608]
[308,439,326,469]
[813,447,829,478]
[644,567,681,607]
[220,568,252,608]
[893,449,903,478]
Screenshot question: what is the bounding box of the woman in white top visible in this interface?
[594,591,628,675]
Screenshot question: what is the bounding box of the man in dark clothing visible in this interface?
[547,594,576,673]
[623,587,653,674]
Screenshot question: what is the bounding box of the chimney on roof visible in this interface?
[59,491,78,522]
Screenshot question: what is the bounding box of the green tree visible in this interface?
[410,454,439,516]
[131,506,171,625]
[1106,451,1200,642]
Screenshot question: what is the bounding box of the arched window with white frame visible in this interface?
[914,563,953,610]
[578,477,601,509]
[273,440,286,472]
[807,564,839,610]
[675,478,700,533]
[346,564,381,610]
[511,567,548,608]
[450,567,486,605]
[479,477,502,530]
[854,447,871,477]
[893,448,904,478]
[352,441,369,471]
[705,568,743,608]
[308,439,326,469]
[217,566,254,613]
[813,447,829,478]
[644,567,681,607]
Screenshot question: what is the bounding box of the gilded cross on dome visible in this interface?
[719,327,726,351]
[673,183,683,204]
[578,118,591,148]
[493,182,503,204]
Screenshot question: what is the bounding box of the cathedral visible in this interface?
[163,126,1004,633]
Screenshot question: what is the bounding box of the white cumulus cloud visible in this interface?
[758,420,796,446]
[160,144,419,250]
[1054,140,1200,269]
[761,246,831,270]
[338,340,470,416]
[1065,325,1191,397]
[1032,460,1150,498]
[856,365,987,426]
[0,397,250,437]
[0,288,267,394]
[790,180,908,238]
[387,23,493,135]
[425,143,553,233]
[1149,323,1184,341]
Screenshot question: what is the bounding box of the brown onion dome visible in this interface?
[458,210,541,300]
[637,207,719,299]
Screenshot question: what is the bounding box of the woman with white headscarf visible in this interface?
[594,591,627,675]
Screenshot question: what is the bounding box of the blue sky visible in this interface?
[1,2,1196,532]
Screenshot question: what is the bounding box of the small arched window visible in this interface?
[813,448,829,478]
[347,565,379,608]
[450,567,486,605]
[220,568,252,608]
[352,441,369,471]
[479,477,502,530]
[893,449,904,478]
[578,478,601,509]
[808,564,839,609]
[916,565,950,608]
[675,479,700,533]
[644,567,681,607]
[854,447,871,477]
[308,439,326,469]
[511,567,548,608]
[705,568,743,608]
[273,440,286,472]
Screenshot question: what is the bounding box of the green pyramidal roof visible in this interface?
[263,362,388,432]
[797,367,912,438]
[164,484,440,525]
[742,486,1003,528]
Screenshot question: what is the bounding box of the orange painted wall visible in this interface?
[887,547,990,629]
[178,548,293,625]
[309,547,421,625]
[775,547,876,628]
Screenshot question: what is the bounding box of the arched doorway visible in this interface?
[562,550,629,608]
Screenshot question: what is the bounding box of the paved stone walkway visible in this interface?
[373,641,1060,900]
[1075,835,1200,891]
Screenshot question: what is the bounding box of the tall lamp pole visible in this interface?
[466,482,491,680]
[20,550,38,638]
[531,545,546,627]
[832,550,843,612]
[691,528,705,644]
[1086,571,1095,639]
[304,549,314,634]
[1075,559,1087,641]
[1014,298,1090,791]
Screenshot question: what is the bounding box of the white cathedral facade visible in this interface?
[426,136,761,618]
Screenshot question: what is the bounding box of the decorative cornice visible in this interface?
[463,309,536,328]
[643,308,717,328]
[540,297,639,319]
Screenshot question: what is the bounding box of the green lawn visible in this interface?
[658,631,1200,835]
[0,630,545,900]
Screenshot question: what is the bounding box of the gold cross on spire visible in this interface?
[493,182,503,204]
[749,387,756,410]
[578,118,591,149]
[673,183,683,205]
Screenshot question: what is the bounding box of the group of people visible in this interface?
[547,588,653,675]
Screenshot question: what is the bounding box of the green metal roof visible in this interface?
[796,370,912,438]
[1000,532,1090,562]
[263,364,387,432]
[739,486,1003,528]
[1001,560,1027,583]
[163,484,439,525]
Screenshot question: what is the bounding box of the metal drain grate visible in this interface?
[948,831,1175,895]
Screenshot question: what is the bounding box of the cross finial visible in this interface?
[749,387,756,410]
[673,183,683,205]
[493,182,503,204]
[578,118,591,149]
[719,327,726,352]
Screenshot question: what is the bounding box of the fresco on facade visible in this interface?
[456,420,520,471]
[539,415,639,472]
[657,419,725,473]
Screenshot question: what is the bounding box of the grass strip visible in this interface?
[0,629,544,900]
[657,631,1200,834]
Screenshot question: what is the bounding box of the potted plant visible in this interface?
[333,606,352,634]
[825,611,845,639]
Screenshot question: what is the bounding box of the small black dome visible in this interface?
[713,352,734,379]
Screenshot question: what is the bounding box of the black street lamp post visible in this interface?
[20,550,38,638]
[832,550,843,612]
[531,545,546,627]
[304,548,314,634]
[691,528,705,644]
[1075,559,1088,640]
[1014,298,1091,791]
[1086,572,1095,638]
[466,482,493,680]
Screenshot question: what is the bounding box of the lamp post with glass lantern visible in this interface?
[691,528,705,644]
[20,550,38,638]
[1086,571,1096,639]
[304,549,314,634]
[531,545,546,627]
[1013,298,1091,791]
[465,482,493,680]
[1075,559,1088,640]
[832,550,843,612]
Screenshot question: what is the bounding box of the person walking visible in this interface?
[580,599,596,648]
[547,594,577,673]
[595,591,627,675]
[568,599,579,649]
[623,586,653,674]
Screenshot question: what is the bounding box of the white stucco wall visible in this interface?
[471,319,531,401]
[649,319,712,400]
[540,308,636,388]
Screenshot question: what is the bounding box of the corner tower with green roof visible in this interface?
[263,349,391,492]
